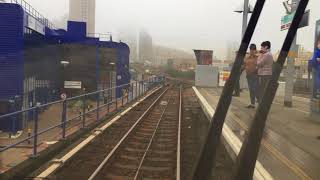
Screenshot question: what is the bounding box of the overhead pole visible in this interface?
[233,0,309,179]
[192,1,266,179]
[242,0,249,37]
[284,0,300,107]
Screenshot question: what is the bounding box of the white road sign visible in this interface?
[64,81,82,89]
[60,93,67,100]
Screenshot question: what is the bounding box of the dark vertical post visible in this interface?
[121,91,124,107]
[110,87,113,111]
[96,92,100,121]
[32,106,39,158]
[234,1,309,179]
[61,100,67,139]
[107,90,110,113]
[135,81,138,99]
[193,1,266,179]
[130,84,133,102]
[138,81,141,97]
[115,87,118,111]
[127,87,129,103]
[82,94,86,128]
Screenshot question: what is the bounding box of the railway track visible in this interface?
[37,85,184,180]
[88,86,182,180]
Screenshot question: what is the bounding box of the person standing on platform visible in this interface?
[257,41,274,103]
[244,44,258,108]
[310,40,320,98]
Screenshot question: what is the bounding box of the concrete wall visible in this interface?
[195,65,219,87]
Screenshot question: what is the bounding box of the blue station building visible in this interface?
[0,2,131,132]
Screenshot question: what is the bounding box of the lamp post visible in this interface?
[234,0,253,38]
[60,60,70,95]
[234,0,253,91]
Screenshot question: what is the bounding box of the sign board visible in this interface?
[287,51,298,58]
[60,93,67,100]
[219,71,231,87]
[27,15,45,35]
[64,81,82,89]
[195,65,219,87]
[281,10,310,31]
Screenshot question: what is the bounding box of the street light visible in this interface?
[234,2,254,13]
[234,0,254,37]
[234,0,253,91]
[60,60,70,95]
[60,60,70,67]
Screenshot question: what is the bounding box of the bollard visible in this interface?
[32,106,39,158]
[82,95,86,128]
[61,100,67,140]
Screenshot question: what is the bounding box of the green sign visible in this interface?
[281,10,310,31]
[281,12,295,31]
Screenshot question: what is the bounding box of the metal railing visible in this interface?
[87,33,113,41]
[10,0,56,29]
[0,76,164,159]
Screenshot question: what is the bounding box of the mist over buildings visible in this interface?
[26,0,320,61]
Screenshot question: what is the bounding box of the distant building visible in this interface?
[118,30,138,63]
[138,31,153,64]
[167,59,174,68]
[69,0,96,35]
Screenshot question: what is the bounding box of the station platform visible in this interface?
[0,97,130,174]
[194,87,320,180]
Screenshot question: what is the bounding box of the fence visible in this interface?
[9,0,56,29]
[0,76,164,159]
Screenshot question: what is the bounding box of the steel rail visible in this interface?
[176,85,182,180]
[133,95,174,180]
[34,86,164,179]
[87,87,170,180]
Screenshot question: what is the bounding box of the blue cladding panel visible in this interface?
[0,4,24,100]
[67,21,87,39]
[0,4,24,132]
[116,42,130,97]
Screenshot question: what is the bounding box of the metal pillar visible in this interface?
[242,0,249,37]
[61,100,67,139]
[193,1,266,179]
[96,92,100,121]
[82,95,86,128]
[284,0,300,107]
[32,106,39,158]
[234,1,309,179]
[284,36,297,107]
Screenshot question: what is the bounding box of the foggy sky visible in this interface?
[25,0,320,59]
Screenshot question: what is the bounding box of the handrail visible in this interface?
[0,81,137,120]
[9,0,56,29]
[0,76,165,157]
